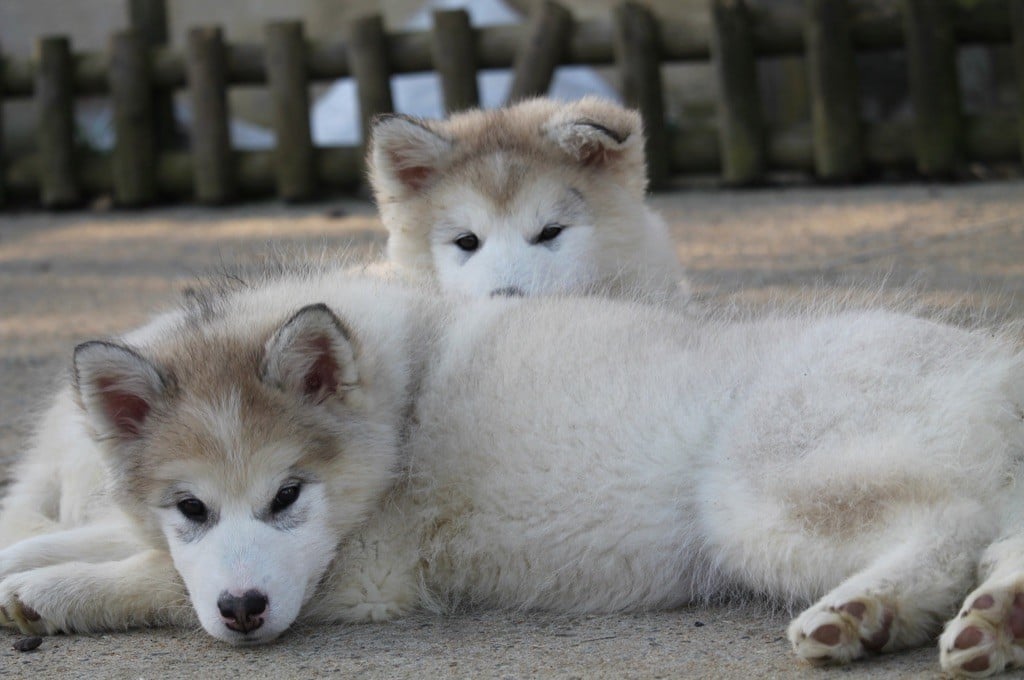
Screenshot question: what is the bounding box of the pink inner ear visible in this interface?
[395,164,434,191]
[96,377,151,437]
[578,141,620,167]
[303,335,339,401]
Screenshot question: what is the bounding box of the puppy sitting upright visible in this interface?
[368,97,686,302]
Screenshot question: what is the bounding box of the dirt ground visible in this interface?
[2,180,1024,678]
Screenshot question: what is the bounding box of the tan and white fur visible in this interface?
[2,268,1024,677]
[368,97,686,302]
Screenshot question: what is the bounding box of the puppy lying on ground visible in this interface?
[0,264,1022,677]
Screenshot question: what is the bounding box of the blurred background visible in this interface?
[2,0,1017,158]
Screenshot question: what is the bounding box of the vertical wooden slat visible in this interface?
[709,0,765,185]
[1010,0,1024,164]
[36,36,80,207]
[109,30,157,206]
[266,20,315,201]
[507,0,572,104]
[346,14,394,151]
[128,0,177,148]
[902,0,962,177]
[0,45,6,206]
[805,0,862,181]
[431,9,479,114]
[612,2,670,189]
[186,26,233,204]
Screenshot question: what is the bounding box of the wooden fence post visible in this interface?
[902,0,962,177]
[1011,0,1024,164]
[36,36,80,207]
[0,44,6,206]
[613,2,670,189]
[109,30,157,206]
[346,14,394,152]
[128,0,177,149]
[804,0,862,181]
[431,9,479,114]
[266,20,315,201]
[186,26,234,204]
[710,0,765,185]
[507,0,572,104]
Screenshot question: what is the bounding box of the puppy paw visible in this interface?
[0,575,51,635]
[789,596,894,664]
[940,582,1024,677]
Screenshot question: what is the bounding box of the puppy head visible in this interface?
[73,304,397,644]
[369,98,652,296]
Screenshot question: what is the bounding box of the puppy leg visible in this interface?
[0,549,191,635]
[789,503,986,664]
[0,521,146,578]
[301,524,421,624]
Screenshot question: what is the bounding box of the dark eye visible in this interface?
[271,484,301,514]
[177,498,208,523]
[454,233,480,252]
[534,224,564,244]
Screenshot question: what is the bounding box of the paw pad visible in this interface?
[789,595,895,665]
[941,582,1024,677]
[810,623,841,646]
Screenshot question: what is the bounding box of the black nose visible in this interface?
[490,286,525,298]
[217,589,268,634]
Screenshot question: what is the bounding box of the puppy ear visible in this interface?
[543,98,644,171]
[73,341,170,442]
[262,304,358,405]
[368,114,452,193]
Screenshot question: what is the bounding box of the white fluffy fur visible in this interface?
[2,268,1024,677]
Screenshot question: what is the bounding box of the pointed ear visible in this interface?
[73,341,169,442]
[542,99,644,171]
[545,119,641,167]
[368,114,453,193]
[262,304,358,405]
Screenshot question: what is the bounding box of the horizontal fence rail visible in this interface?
[0,0,1022,207]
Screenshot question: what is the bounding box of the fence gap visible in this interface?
[431,9,479,114]
[613,2,670,189]
[507,0,572,104]
[266,21,315,202]
[710,0,765,185]
[186,26,233,204]
[346,14,394,152]
[902,0,962,177]
[1011,0,1024,164]
[128,0,177,149]
[36,36,80,207]
[109,31,157,206]
[804,0,862,181]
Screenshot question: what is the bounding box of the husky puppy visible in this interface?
[1,268,1023,677]
[368,97,686,302]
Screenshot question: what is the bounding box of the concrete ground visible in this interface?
[2,180,1024,678]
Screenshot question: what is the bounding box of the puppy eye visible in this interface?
[453,233,480,252]
[534,224,564,244]
[270,484,301,514]
[177,498,208,523]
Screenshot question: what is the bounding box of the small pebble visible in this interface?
[13,636,42,652]
[694,621,705,628]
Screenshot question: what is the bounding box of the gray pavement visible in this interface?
[3,181,1024,678]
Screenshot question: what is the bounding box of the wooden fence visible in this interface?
[1,0,1023,208]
